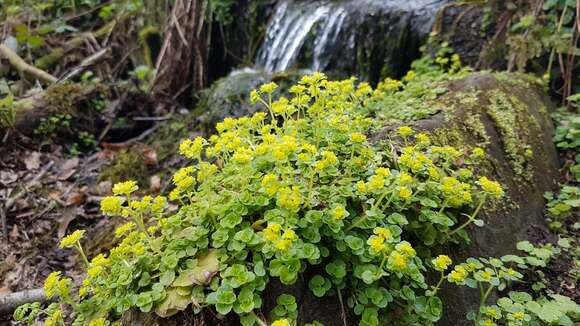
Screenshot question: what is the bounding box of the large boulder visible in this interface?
[118,72,558,325]
[406,72,558,324]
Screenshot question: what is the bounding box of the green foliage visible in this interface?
[449,240,579,325]
[506,0,579,73]
[0,93,16,129]
[16,72,508,325]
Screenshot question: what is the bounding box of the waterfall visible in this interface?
[256,0,448,76]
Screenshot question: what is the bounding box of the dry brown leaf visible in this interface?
[57,158,79,180]
[57,207,78,239]
[149,175,162,192]
[96,180,112,195]
[24,152,41,170]
[65,192,84,206]
[142,147,158,165]
[0,170,18,185]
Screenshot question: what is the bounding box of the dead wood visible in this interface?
[0,288,47,315]
[0,44,57,84]
[150,0,210,105]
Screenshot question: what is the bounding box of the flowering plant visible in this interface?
[15,73,506,326]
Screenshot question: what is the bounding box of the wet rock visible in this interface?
[257,0,449,84]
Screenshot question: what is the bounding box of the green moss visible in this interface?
[99,148,152,186]
[486,90,533,180]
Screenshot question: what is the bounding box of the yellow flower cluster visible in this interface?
[277,186,302,211]
[447,265,469,284]
[173,167,195,190]
[87,253,109,278]
[179,136,204,159]
[399,146,431,173]
[112,180,138,196]
[397,126,414,138]
[350,132,367,143]
[330,205,348,220]
[60,229,85,248]
[43,271,72,299]
[272,319,290,326]
[431,255,452,272]
[367,227,393,254]
[315,150,338,171]
[100,196,124,215]
[440,176,472,207]
[478,176,504,198]
[262,223,298,252]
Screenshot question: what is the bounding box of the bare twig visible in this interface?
[0,44,57,84]
[0,288,47,314]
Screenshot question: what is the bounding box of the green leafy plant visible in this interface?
[15,72,509,325]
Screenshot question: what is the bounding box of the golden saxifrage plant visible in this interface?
[15,72,509,326]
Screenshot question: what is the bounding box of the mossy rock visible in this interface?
[397,72,558,324]
[119,72,558,326]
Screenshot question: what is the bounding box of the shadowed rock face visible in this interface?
[257,0,449,83]
[122,72,558,325]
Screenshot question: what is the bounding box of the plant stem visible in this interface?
[250,311,268,326]
[447,195,487,236]
[475,284,494,324]
[75,243,90,267]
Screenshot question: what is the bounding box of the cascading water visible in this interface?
[256,0,448,80]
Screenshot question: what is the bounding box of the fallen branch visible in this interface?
[0,288,47,315]
[0,44,57,84]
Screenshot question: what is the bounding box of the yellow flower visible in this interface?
[263,223,281,242]
[88,318,107,326]
[330,205,348,220]
[60,229,85,248]
[100,196,124,215]
[261,174,280,197]
[277,187,302,211]
[112,180,138,196]
[356,180,367,193]
[478,177,503,198]
[398,186,412,201]
[259,82,278,94]
[367,235,386,252]
[375,167,390,178]
[44,271,61,298]
[432,255,452,271]
[250,89,260,104]
[397,126,414,138]
[179,137,204,159]
[272,319,290,326]
[416,132,430,145]
[402,70,416,82]
[398,172,413,185]
[115,222,136,238]
[350,132,367,143]
[512,312,525,321]
[389,251,408,270]
[274,239,292,251]
[367,175,385,191]
[173,167,195,190]
[448,265,468,284]
[282,229,297,241]
[396,241,416,257]
[482,320,495,326]
[232,148,254,164]
[373,227,392,240]
[472,147,485,158]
